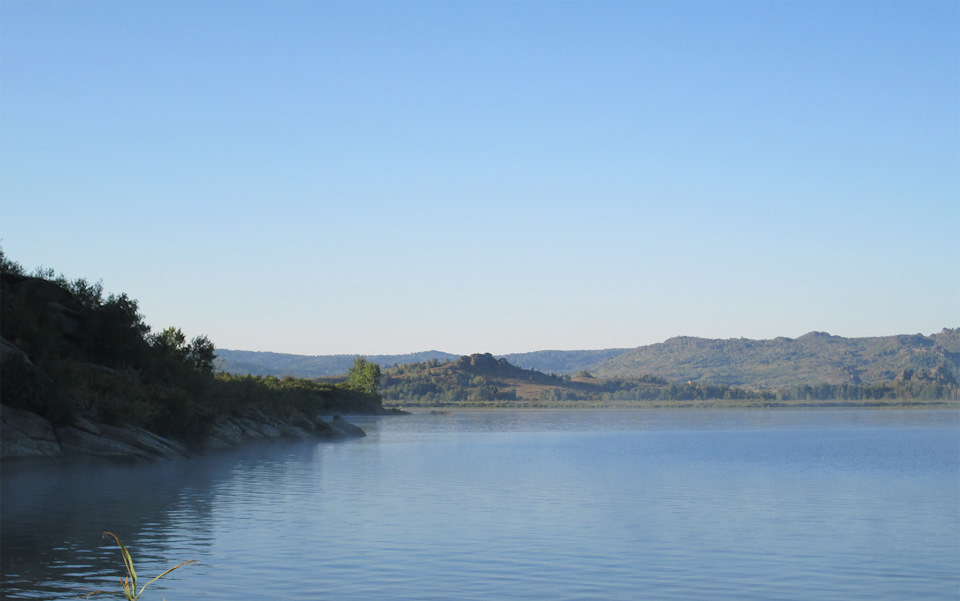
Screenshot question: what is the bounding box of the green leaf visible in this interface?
[101,531,195,600]
[136,560,197,598]
[103,532,137,587]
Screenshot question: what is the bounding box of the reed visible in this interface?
[93,532,196,600]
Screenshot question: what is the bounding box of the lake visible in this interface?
[2,410,958,600]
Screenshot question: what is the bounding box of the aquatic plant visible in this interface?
[95,531,196,600]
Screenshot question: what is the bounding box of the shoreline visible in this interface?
[388,400,960,413]
[0,404,369,463]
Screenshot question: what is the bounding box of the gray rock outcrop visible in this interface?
[1,405,61,458]
[201,411,364,451]
[329,415,367,438]
[0,404,365,462]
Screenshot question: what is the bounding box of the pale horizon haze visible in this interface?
[2,1,957,356]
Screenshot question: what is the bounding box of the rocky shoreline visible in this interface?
[0,403,366,462]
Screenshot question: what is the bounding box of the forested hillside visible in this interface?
[0,251,382,454]
[380,353,958,408]
[380,353,668,406]
[591,330,959,388]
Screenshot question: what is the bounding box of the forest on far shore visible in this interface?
[377,352,958,409]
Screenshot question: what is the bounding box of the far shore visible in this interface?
[387,399,960,413]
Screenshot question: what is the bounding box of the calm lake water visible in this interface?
[2,410,958,600]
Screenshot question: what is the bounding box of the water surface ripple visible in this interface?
[2,410,957,600]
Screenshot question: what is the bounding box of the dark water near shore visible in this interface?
[2,410,958,600]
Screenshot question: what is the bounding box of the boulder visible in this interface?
[327,415,366,438]
[203,417,248,450]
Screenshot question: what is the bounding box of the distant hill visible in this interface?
[380,351,957,407]
[215,348,628,378]
[380,352,667,406]
[591,329,959,388]
[500,348,631,374]
[217,328,959,390]
[215,349,460,378]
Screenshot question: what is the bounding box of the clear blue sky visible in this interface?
[2,1,957,355]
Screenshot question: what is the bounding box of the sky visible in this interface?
[1,1,958,356]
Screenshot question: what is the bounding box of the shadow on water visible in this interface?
[0,438,330,600]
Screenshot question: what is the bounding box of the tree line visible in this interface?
[0,250,383,444]
[378,355,958,407]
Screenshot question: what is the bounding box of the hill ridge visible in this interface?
[591,328,958,387]
[217,328,958,389]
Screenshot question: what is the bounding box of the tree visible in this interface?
[347,357,381,395]
[81,292,151,368]
[187,335,217,374]
[0,246,24,275]
[153,327,188,359]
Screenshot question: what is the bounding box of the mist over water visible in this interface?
[3,410,958,600]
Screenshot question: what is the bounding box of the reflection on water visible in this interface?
[1,440,319,599]
[2,411,958,600]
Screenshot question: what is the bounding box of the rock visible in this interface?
[895,369,914,382]
[203,417,248,450]
[327,415,366,438]
[0,405,61,458]
[93,421,189,459]
[71,415,103,436]
[55,423,158,460]
[930,362,958,385]
[271,418,313,438]
[199,412,366,450]
[239,415,285,439]
[0,337,31,365]
[1,403,367,462]
[1,405,189,461]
